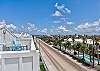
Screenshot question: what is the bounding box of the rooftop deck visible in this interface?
[0,27,39,71]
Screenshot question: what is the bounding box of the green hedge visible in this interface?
[40,63,46,71]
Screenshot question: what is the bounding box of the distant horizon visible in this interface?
[0,0,100,35]
[34,34,100,36]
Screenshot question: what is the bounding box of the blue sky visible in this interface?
[0,0,100,35]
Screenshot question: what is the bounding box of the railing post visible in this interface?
[33,51,39,71]
[1,58,5,71]
[18,57,22,71]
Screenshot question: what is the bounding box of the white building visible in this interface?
[0,26,39,71]
[66,38,97,44]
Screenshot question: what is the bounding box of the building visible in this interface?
[0,26,39,71]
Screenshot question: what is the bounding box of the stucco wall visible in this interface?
[0,50,39,71]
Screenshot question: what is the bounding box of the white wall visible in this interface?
[16,37,31,50]
[0,50,39,71]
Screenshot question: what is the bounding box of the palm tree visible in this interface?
[63,42,67,51]
[76,42,81,57]
[82,35,88,60]
[57,39,62,51]
[95,42,99,65]
[66,41,71,52]
[72,36,75,44]
[72,44,77,55]
[80,44,87,61]
[72,36,76,54]
[91,35,95,68]
[85,35,88,47]
[88,44,92,62]
[53,40,58,47]
[82,34,86,44]
[96,50,100,65]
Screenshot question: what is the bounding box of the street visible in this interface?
[35,38,88,71]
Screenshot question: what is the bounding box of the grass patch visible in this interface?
[40,63,46,71]
[97,64,100,66]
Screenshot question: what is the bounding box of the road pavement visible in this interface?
[35,38,97,71]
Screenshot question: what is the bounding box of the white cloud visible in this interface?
[52,3,71,17]
[53,20,61,23]
[0,20,39,35]
[27,22,35,28]
[6,24,16,29]
[0,25,4,29]
[65,8,71,13]
[76,19,100,33]
[0,20,7,28]
[67,21,73,24]
[60,17,69,21]
[54,3,71,13]
[58,25,69,32]
[52,11,63,16]
[41,28,48,33]
[21,25,24,29]
[26,22,37,32]
[55,3,58,7]
[0,20,17,32]
[27,27,31,30]
[37,29,40,32]
[23,33,30,37]
[55,3,64,10]
[52,3,72,27]
[0,19,6,25]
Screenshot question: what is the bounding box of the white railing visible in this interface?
[0,37,39,71]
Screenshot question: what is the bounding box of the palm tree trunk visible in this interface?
[92,47,95,68]
[92,35,95,68]
[78,50,79,57]
[59,44,61,51]
[74,49,75,55]
[98,53,99,65]
[90,54,92,62]
[65,47,66,51]
[83,51,84,60]
[89,51,92,62]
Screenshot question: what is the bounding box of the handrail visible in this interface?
[34,38,49,71]
[39,50,49,71]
